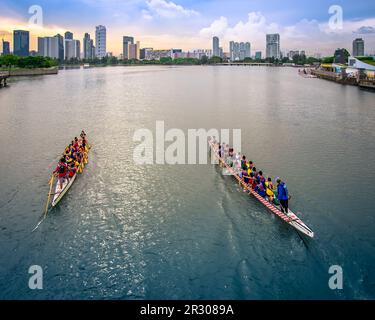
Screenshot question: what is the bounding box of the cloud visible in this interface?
[199,12,280,51]
[353,26,375,34]
[199,12,375,55]
[143,0,199,19]
[199,16,228,38]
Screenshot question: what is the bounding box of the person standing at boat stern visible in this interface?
[277,178,289,214]
[54,158,68,189]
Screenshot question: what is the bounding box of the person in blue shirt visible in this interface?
[277,177,289,214]
[255,182,266,197]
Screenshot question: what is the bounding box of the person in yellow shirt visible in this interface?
[265,177,275,202]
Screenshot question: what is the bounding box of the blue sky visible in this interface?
[1,0,375,55]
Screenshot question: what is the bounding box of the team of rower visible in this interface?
[53,131,89,189]
[212,139,290,215]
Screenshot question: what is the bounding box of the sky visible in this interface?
[0,0,375,56]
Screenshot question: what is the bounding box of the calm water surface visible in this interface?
[0,66,374,299]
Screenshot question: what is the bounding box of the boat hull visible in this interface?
[52,174,77,207]
[209,140,314,238]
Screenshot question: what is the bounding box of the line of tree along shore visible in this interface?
[65,54,321,66]
[0,54,322,69]
[0,55,58,70]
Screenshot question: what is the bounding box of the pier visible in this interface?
[0,72,9,88]
[217,62,274,67]
[359,79,375,91]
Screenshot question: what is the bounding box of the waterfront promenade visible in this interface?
[218,62,274,66]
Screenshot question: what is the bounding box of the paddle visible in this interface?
[44,174,54,217]
[32,174,55,232]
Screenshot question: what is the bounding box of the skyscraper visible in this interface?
[55,34,64,61]
[266,34,280,59]
[38,37,58,59]
[38,35,64,60]
[83,33,94,60]
[13,30,29,57]
[95,25,107,58]
[65,39,80,60]
[2,39,10,55]
[255,51,262,60]
[230,41,251,61]
[128,42,139,60]
[213,36,220,57]
[353,38,364,57]
[123,36,134,60]
[245,42,251,58]
[65,31,73,40]
[136,41,140,60]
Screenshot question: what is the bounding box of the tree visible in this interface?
[208,56,222,64]
[160,57,173,64]
[0,54,20,68]
[322,56,334,64]
[200,55,208,64]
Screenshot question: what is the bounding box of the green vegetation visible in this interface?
[0,55,58,69]
[357,56,375,66]
[322,56,334,64]
[61,53,324,68]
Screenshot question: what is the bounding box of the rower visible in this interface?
[241,155,247,171]
[265,177,275,202]
[54,158,68,189]
[257,170,266,187]
[255,182,266,197]
[276,177,289,214]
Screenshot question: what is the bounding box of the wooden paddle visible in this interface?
[44,174,54,217]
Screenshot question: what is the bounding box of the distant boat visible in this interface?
[83,63,91,69]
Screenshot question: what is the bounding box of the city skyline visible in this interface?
[0,0,375,55]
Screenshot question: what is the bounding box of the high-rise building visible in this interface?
[55,34,64,61]
[288,50,299,59]
[266,34,280,59]
[213,36,220,57]
[38,34,64,60]
[38,36,58,59]
[95,25,107,58]
[245,42,251,59]
[65,31,73,40]
[144,49,171,60]
[230,41,251,61]
[128,43,138,60]
[136,41,140,60]
[140,48,153,60]
[2,39,10,55]
[353,38,365,57]
[13,30,29,57]
[255,51,262,60]
[123,36,134,60]
[65,39,80,60]
[334,48,349,64]
[83,33,95,60]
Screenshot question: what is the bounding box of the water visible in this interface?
[0,66,374,299]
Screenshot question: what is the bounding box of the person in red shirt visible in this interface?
[54,158,68,189]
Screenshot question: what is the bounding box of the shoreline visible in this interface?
[0,67,59,77]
